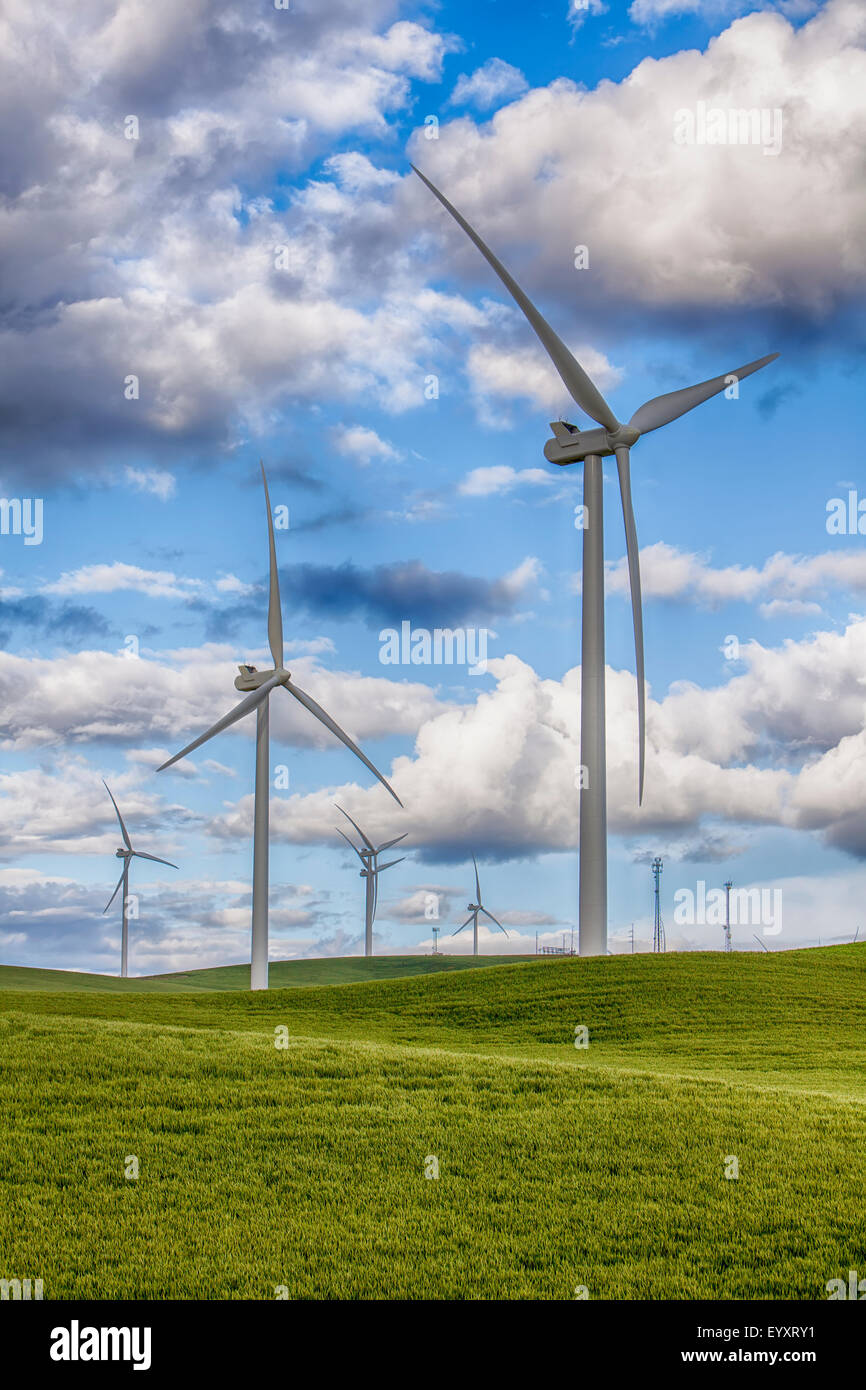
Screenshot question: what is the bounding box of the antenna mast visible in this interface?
[652,858,665,953]
[724,880,733,952]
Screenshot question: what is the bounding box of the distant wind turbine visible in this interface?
[102,781,177,978]
[158,464,402,990]
[452,856,508,956]
[335,804,407,956]
[412,164,779,957]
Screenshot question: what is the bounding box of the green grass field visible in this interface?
[0,953,529,994]
[1,946,864,1299]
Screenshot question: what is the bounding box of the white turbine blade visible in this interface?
[335,802,375,852]
[376,832,408,853]
[473,854,481,904]
[628,352,779,435]
[261,462,284,670]
[614,446,646,805]
[157,676,280,772]
[132,851,179,869]
[451,916,474,936]
[103,869,125,914]
[479,905,509,937]
[284,681,403,806]
[411,165,620,432]
[335,826,366,864]
[374,856,405,874]
[103,781,132,851]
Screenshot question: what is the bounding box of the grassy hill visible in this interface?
[0,954,532,993]
[1,946,863,1299]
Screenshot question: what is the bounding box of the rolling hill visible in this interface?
[1,946,863,1299]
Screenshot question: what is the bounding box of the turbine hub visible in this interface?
[605,423,640,449]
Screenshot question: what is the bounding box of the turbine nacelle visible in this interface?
[234,663,290,692]
[115,847,129,860]
[544,421,641,465]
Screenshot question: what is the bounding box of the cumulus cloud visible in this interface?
[0,1,459,472]
[0,645,445,751]
[459,466,554,497]
[408,0,866,323]
[449,58,528,110]
[605,540,866,610]
[205,616,866,860]
[467,342,623,425]
[331,424,401,465]
[43,562,204,601]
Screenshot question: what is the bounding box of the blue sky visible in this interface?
[1,0,864,973]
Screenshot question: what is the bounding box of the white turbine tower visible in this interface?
[158,464,402,990]
[412,164,779,956]
[452,856,508,956]
[334,804,407,956]
[102,781,177,978]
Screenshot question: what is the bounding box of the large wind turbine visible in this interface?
[412,164,779,956]
[452,856,508,956]
[334,804,407,956]
[158,464,402,990]
[102,781,177,978]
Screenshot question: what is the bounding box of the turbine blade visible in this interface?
[411,164,620,432]
[157,676,280,772]
[335,826,366,863]
[374,857,405,874]
[473,854,481,905]
[285,681,403,806]
[479,905,509,937]
[132,851,178,869]
[376,832,408,853]
[628,352,779,435]
[103,869,125,914]
[103,781,132,851]
[451,916,474,936]
[614,446,646,805]
[261,462,284,670]
[335,802,375,852]
[372,866,379,923]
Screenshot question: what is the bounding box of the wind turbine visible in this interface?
[452,856,508,956]
[102,781,177,978]
[334,804,407,956]
[158,464,402,990]
[412,164,779,957]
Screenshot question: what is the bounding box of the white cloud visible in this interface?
[214,574,257,597]
[567,0,609,30]
[459,465,554,497]
[217,616,866,860]
[124,466,177,500]
[467,342,622,424]
[42,562,202,600]
[331,424,401,465]
[605,540,866,610]
[449,58,528,110]
[0,645,447,751]
[409,0,866,316]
